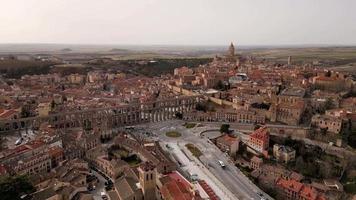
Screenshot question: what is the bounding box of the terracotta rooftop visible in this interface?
[217,134,239,146]
[160,171,194,200]
[0,109,17,119]
[276,178,303,193]
[250,126,269,140]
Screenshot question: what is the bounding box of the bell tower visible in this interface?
[138,161,157,200]
[228,42,235,57]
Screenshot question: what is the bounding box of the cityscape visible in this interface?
[0,1,356,200]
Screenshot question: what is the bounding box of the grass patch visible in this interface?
[185,143,202,158]
[184,123,196,129]
[165,131,181,138]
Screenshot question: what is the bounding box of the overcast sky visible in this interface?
[1,0,355,46]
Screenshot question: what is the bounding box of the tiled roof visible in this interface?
[161,171,194,200]
[250,126,269,141]
[276,178,303,193]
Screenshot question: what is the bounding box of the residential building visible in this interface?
[311,114,343,134]
[273,144,296,163]
[247,126,269,156]
[216,134,239,157]
[276,178,326,200]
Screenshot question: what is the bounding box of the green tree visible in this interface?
[220,124,230,133]
[50,100,56,109]
[349,130,356,149]
[0,175,35,200]
[214,80,224,90]
[195,102,207,112]
[175,112,183,119]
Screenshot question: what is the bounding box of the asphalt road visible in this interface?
[134,120,272,200]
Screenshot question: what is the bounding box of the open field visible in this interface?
[1,44,355,76]
[242,47,356,66]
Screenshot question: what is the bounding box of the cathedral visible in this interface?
[213,42,240,63]
[225,42,240,63]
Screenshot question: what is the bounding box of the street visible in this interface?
[134,120,273,200]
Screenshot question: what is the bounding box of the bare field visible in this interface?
[242,47,356,66]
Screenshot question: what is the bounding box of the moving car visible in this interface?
[218,160,226,168]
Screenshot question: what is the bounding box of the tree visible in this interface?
[0,175,35,200]
[50,100,56,109]
[20,107,30,118]
[214,80,224,90]
[349,130,356,149]
[83,120,92,131]
[220,124,230,133]
[195,102,207,112]
[324,98,334,110]
[175,112,183,119]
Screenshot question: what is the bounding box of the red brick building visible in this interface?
[247,126,269,156]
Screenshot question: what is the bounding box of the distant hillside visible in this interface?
[61,48,72,52]
[109,48,131,53]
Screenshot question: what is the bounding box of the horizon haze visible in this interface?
[1,0,356,46]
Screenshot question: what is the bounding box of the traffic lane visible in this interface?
[183,136,259,199]
[208,150,271,200]
[201,156,257,200]
[205,159,246,198]
[209,151,259,198]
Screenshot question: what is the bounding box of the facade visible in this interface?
[14,152,52,175]
[276,178,326,200]
[94,156,129,179]
[183,109,265,124]
[139,162,157,200]
[247,126,270,156]
[311,114,343,134]
[273,144,296,163]
[216,134,239,157]
[250,156,263,170]
[37,102,52,117]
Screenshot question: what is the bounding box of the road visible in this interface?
[134,120,272,200]
[90,168,111,200]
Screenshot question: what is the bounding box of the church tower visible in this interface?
[138,161,157,200]
[228,42,235,57]
[288,56,292,65]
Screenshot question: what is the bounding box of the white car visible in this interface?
[15,138,23,145]
[218,160,226,168]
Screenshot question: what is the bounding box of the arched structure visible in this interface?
[0,95,202,134]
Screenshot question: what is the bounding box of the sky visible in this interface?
[1,0,356,46]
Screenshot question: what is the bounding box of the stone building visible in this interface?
[273,144,296,163]
[250,156,263,170]
[311,114,343,134]
[139,161,157,200]
[216,134,239,157]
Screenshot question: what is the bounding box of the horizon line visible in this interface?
[1,42,356,48]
